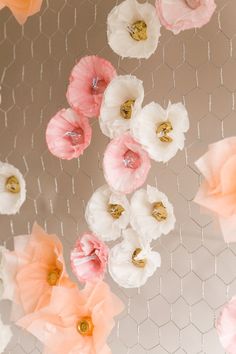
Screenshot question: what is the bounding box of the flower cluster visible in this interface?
[0,224,123,354]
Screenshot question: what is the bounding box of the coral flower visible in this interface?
[6,223,75,315]
[156,0,216,35]
[194,137,236,243]
[67,56,117,118]
[70,232,109,283]
[17,281,124,354]
[217,297,236,354]
[46,108,92,160]
[0,0,43,25]
[103,133,151,194]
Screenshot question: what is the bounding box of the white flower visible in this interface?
[130,185,176,241]
[131,101,189,162]
[0,246,16,302]
[108,228,161,288]
[107,0,161,59]
[99,75,144,138]
[85,184,130,242]
[0,317,12,353]
[0,162,26,215]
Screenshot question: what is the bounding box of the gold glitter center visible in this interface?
[152,202,168,222]
[120,99,135,120]
[108,204,125,219]
[130,20,147,41]
[77,317,94,336]
[156,121,173,143]
[47,268,61,286]
[132,248,147,268]
[5,176,20,194]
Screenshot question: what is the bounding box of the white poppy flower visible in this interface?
[99,75,144,139]
[0,162,26,215]
[131,101,189,163]
[130,185,176,241]
[0,246,16,302]
[108,228,161,288]
[85,184,130,242]
[0,316,12,353]
[107,0,161,59]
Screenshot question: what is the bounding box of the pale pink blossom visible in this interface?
[217,296,236,354]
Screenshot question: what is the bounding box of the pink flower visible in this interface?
[194,137,236,243]
[66,56,117,118]
[217,297,236,354]
[0,0,43,25]
[17,281,124,354]
[103,133,151,194]
[156,0,216,34]
[46,108,92,160]
[70,233,109,283]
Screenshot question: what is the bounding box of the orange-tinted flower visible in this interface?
[0,0,43,25]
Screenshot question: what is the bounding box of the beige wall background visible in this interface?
[0,0,236,353]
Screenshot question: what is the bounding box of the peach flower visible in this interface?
[194,137,236,243]
[217,296,236,354]
[6,223,75,315]
[0,0,43,25]
[46,108,92,160]
[70,233,109,283]
[67,56,117,118]
[156,0,216,34]
[17,281,124,354]
[103,133,151,194]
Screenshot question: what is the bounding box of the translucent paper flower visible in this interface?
[0,162,26,215]
[217,296,236,354]
[46,108,92,160]
[17,281,124,354]
[109,228,161,288]
[85,184,130,241]
[70,233,109,283]
[107,0,161,59]
[130,185,176,241]
[194,138,236,243]
[131,102,189,163]
[67,56,117,118]
[99,75,144,138]
[0,0,43,25]
[103,133,151,194]
[156,0,216,34]
[0,316,12,353]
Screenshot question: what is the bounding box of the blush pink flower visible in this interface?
[156,0,216,34]
[17,281,124,354]
[66,56,117,118]
[46,108,92,160]
[0,0,43,25]
[194,137,236,243]
[103,133,151,194]
[217,297,236,354]
[70,233,109,283]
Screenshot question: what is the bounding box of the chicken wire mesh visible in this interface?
[0,0,236,353]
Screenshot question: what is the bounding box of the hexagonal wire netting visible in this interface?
[0,0,235,353]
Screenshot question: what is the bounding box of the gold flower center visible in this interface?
[47,268,61,286]
[156,121,173,143]
[120,99,135,120]
[152,202,168,222]
[108,204,125,219]
[5,176,20,194]
[132,248,147,268]
[185,0,201,9]
[77,317,94,336]
[130,20,147,41]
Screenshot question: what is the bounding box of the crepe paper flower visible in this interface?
[67,56,117,118]
[194,137,236,243]
[0,246,17,301]
[85,184,130,242]
[130,185,176,241]
[131,101,189,163]
[17,281,124,354]
[70,233,109,283]
[0,0,43,25]
[46,108,92,160]
[156,0,216,35]
[217,296,236,354]
[0,162,26,215]
[109,228,161,288]
[107,0,161,59]
[0,316,12,353]
[103,133,151,194]
[8,223,75,315]
[99,75,144,139]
